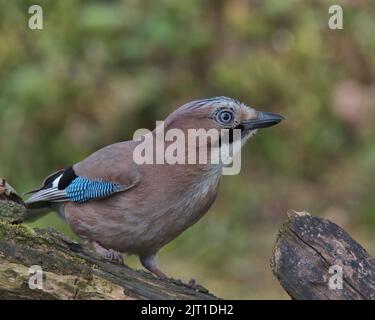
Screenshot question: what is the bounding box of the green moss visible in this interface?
[0,201,26,224]
[0,220,37,244]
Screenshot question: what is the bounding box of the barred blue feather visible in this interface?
[66,177,123,203]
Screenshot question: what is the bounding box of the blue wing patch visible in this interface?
[66,177,124,203]
[26,166,129,206]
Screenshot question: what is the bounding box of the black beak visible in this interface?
[240,111,284,130]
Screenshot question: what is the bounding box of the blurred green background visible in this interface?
[1,0,374,299]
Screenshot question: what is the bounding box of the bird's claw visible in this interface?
[92,241,124,264]
[105,249,124,264]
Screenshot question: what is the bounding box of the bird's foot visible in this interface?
[140,254,167,279]
[92,241,124,264]
[152,268,167,279]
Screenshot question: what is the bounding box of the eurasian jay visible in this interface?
[26,97,283,278]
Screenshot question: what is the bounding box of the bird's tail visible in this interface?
[25,200,67,222]
[25,205,51,222]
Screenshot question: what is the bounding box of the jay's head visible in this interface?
[164,96,284,147]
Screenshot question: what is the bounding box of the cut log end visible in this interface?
[271,211,375,300]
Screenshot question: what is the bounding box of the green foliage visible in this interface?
[0,0,374,298]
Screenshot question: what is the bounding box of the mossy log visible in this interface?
[271,211,375,300]
[0,179,218,300]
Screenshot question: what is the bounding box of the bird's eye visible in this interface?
[216,110,234,125]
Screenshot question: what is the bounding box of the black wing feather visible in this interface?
[58,167,77,190]
[25,169,65,195]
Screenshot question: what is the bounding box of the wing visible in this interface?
[25,166,131,205]
[26,141,141,206]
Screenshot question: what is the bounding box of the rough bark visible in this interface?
[271,210,375,300]
[0,179,218,300]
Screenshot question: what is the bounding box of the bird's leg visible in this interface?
[91,241,124,264]
[140,254,167,279]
